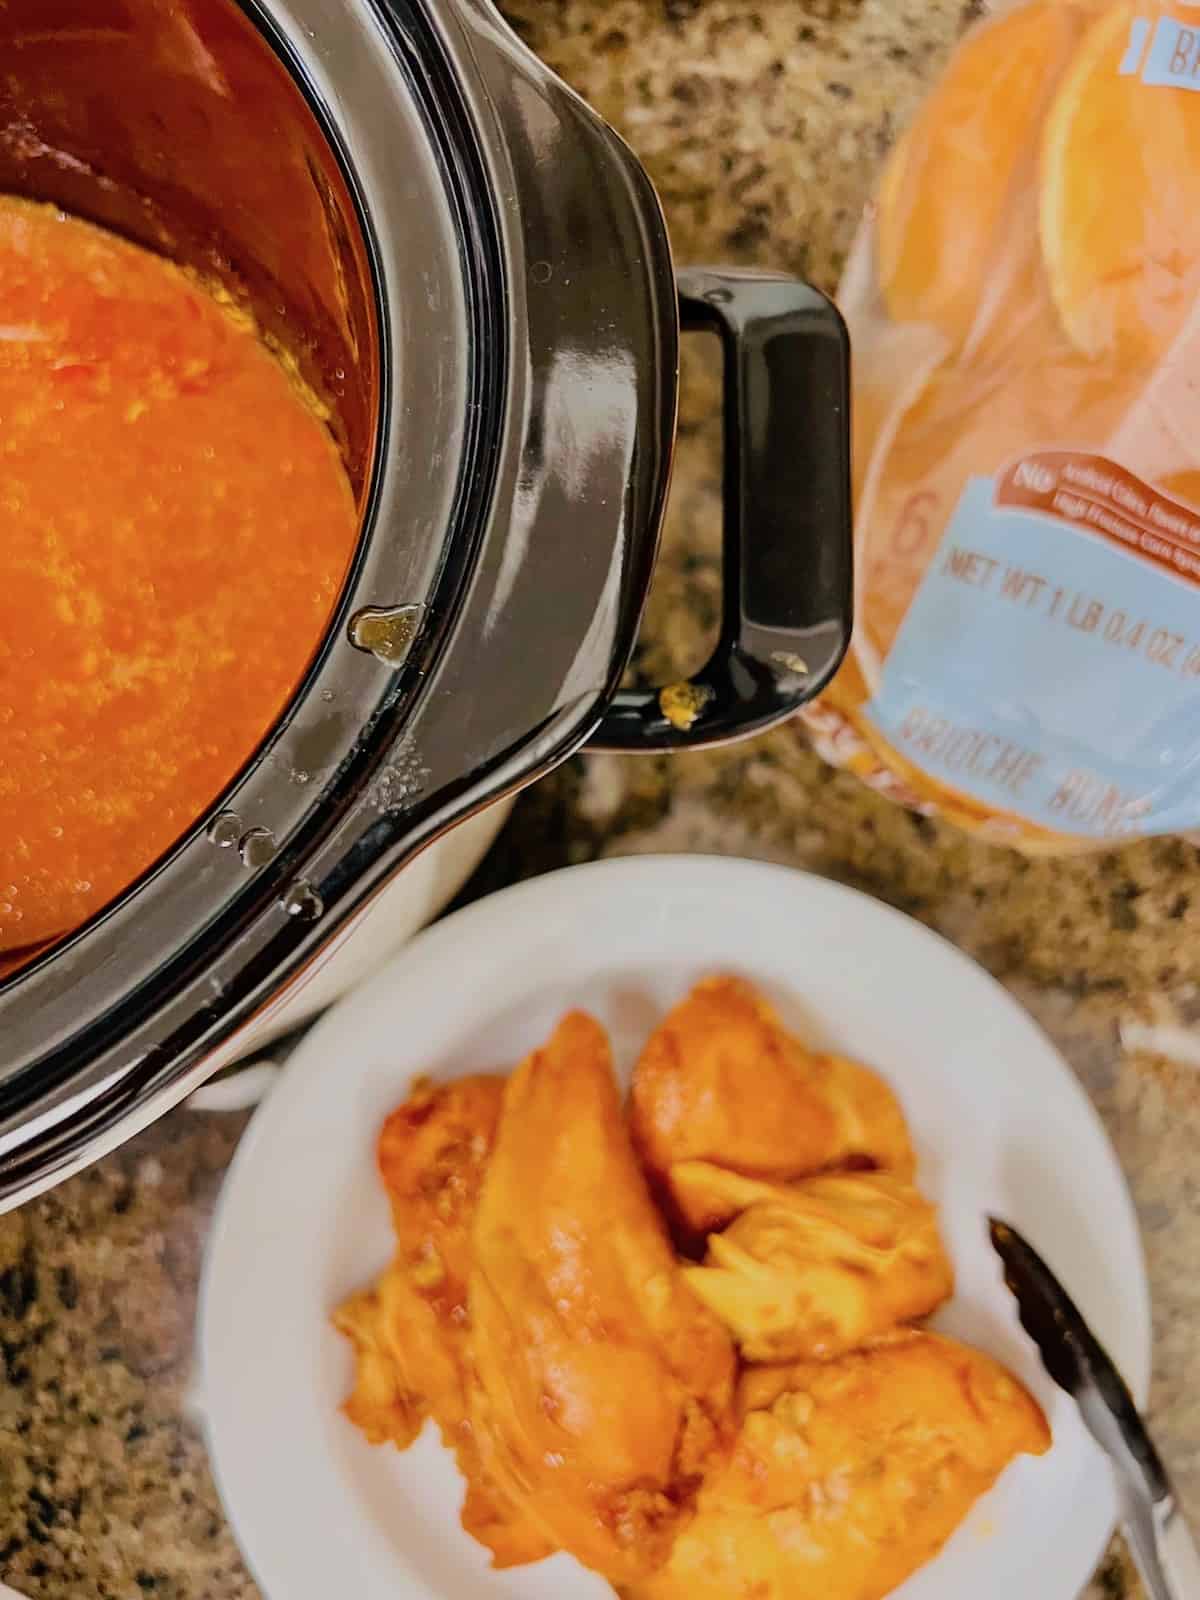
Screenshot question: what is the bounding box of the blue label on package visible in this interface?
[864,476,1200,838]
[1119,16,1153,75]
[1117,12,1200,88]
[1140,15,1200,90]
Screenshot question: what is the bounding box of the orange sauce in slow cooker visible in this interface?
[0,198,360,955]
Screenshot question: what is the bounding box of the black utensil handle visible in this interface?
[588,266,852,752]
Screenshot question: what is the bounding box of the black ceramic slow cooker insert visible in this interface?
[0,0,852,1206]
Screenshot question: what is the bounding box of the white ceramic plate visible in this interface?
[199,855,1151,1600]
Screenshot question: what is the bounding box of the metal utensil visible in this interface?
[989,1217,1200,1600]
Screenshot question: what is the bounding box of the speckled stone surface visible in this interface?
[1,3,1196,1597]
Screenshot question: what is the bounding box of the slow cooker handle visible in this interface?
[588,266,852,751]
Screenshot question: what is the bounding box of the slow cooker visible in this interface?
[0,0,851,1208]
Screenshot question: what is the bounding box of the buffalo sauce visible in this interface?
[0,197,360,954]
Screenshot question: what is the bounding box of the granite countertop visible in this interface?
[2,2,1196,1596]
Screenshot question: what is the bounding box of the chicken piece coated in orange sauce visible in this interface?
[467,1012,737,1584]
[629,977,915,1233]
[621,1330,1051,1600]
[674,1165,953,1362]
[334,1076,552,1568]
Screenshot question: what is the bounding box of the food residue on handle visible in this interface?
[659,680,713,731]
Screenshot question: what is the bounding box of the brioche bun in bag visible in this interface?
[810,0,1200,850]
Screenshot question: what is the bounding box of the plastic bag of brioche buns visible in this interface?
[806,0,1200,851]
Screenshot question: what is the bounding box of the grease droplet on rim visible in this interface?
[282,881,323,921]
[348,603,423,666]
[207,810,242,848]
[238,827,275,869]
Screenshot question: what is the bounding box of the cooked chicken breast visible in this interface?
[675,1164,953,1360]
[334,1075,552,1568]
[621,1329,1051,1600]
[468,1012,737,1583]
[629,977,915,1233]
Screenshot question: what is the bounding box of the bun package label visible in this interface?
[1125,13,1200,85]
[864,456,1200,840]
